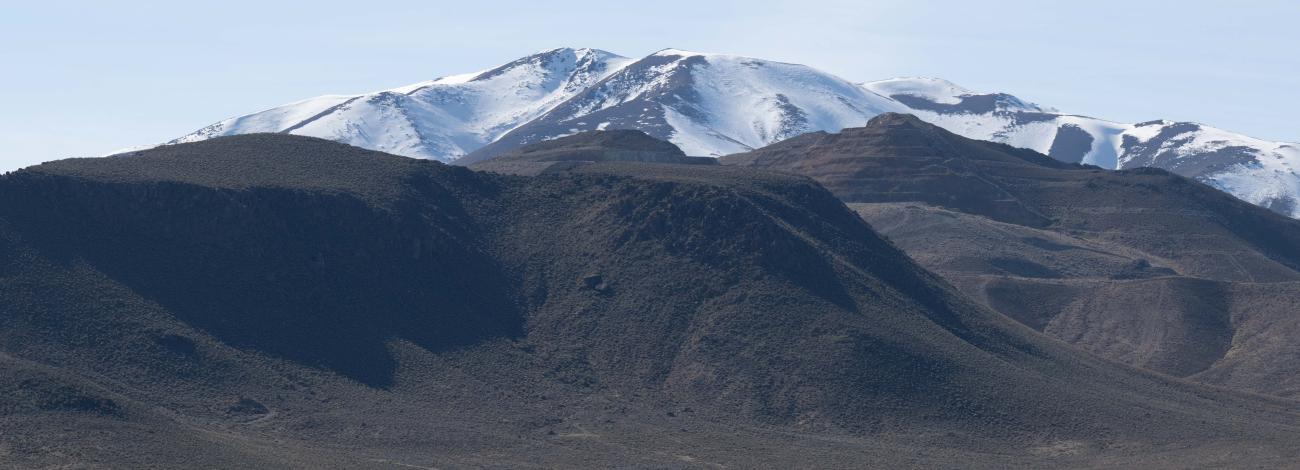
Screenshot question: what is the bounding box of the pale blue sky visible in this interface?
[2,0,1296,170]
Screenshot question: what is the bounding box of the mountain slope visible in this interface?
[7,134,1300,467]
[172,48,632,160]
[460,49,903,162]
[722,113,1300,397]
[864,78,1300,217]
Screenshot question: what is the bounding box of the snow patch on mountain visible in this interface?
[686,54,903,148]
[173,95,360,144]
[1122,123,1300,217]
[661,106,751,156]
[863,77,1055,114]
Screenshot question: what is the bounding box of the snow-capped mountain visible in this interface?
[167,48,1300,218]
[174,47,903,165]
[173,48,632,160]
[863,78,1300,217]
[460,49,904,163]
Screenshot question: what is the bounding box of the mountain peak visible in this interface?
[652,48,714,58]
[535,46,623,59]
[861,77,1051,113]
[861,77,975,104]
[864,112,934,129]
[469,47,627,82]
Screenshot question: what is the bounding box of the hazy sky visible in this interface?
[2,0,1296,170]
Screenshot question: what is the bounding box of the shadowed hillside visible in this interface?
[4,133,1300,468]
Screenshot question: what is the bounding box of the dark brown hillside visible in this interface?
[3,139,520,388]
[468,128,716,175]
[4,133,1300,468]
[723,113,1300,280]
[720,114,1069,227]
[724,113,1300,397]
